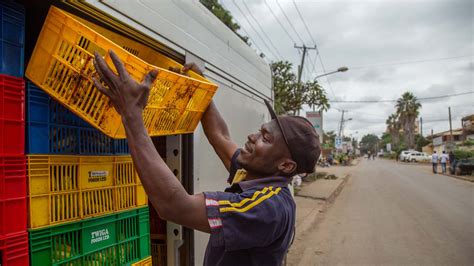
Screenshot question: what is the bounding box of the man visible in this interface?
[92,51,321,265]
[431,151,439,174]
[448,151,455,171]
[440,150,449,174]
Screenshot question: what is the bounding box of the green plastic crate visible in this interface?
[29,207,150,265]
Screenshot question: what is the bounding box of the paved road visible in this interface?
[292,159,473,266]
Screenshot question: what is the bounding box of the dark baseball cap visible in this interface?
[264,100,321,174]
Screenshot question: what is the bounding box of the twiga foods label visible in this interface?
[90,228,110,244]
[88,171,108,182]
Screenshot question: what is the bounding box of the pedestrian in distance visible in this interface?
[448,151,455,171]
[440,150,449,174]
[431,151,439,174]
[92,51,321,266]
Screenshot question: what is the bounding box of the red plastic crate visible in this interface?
[0,232,29,266]
[0,75,24,155]
[0,156,26,237]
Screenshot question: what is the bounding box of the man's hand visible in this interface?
[93,50,158,119]
[182,62,203,76]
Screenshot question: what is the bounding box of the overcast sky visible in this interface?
[221,0,473,139]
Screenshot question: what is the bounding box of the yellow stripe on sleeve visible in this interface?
[218,187,271,207]
[219,187,282,213]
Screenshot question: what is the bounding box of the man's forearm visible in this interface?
[201,101,231,143]
[121,114,188,219]
[201,101,238,171]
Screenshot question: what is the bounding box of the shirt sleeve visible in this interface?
[227,148,242,184]
[203,188,287,251]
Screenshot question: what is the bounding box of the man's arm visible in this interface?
[183,63,238,171]
[201,101,239,171]
[93,51,210,233]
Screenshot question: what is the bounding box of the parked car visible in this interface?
[450,158,474,175]
[399,150,413,161]
[407,152,431,162]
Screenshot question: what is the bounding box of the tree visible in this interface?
[323,130,336,148]
[415,134,430,151]
[381,132,392,147]
[385,113,401,147]
[359,134,380,154]
[395,92,421,149]
[271,61,330,115]
[200,0,249,45]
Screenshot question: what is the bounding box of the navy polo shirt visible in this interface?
[203,149,296,266]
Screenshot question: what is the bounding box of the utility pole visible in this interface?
[338,110,345,137]
[420,117,423,137]
[294,44,317,85]
[294,44,317,115]
[448,106,453,141]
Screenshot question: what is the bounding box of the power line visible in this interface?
[220,2,268,60]
[272,0,318,81]
[264,0,297,44]
[291,0,322,78]
[285,0,318,77]
[288,1,338,104]
[242,1,284,60]
[275,0,305,44]
[349,55,473,69]
[329,91,474,103]
[307,53,318,79]
[292,0,317,46]
[231,0,280,60]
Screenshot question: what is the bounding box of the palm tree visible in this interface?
[395,92,421,149]
[386,113,401,147]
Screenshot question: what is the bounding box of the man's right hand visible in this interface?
[183,62,238,173]
[182,62,203,76]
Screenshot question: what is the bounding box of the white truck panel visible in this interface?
[81,1,272,265]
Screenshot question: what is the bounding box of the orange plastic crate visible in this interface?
[26,7,217,139]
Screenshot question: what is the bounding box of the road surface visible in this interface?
[290,159,473,266]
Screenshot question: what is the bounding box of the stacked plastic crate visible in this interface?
[24,7,152,265]
[26,83,151,265]
[0,1,29,265]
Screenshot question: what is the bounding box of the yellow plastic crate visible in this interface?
[151,243,167,266]
[28,155,147,229]
[70,13,206,81]
[132,256,152,266]
[26,6,218,139]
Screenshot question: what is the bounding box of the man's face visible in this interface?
[237,120,291,177]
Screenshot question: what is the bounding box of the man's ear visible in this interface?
[278,159,297,175]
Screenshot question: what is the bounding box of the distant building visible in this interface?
[427,128,464,154]
[461,114,474,139]
[423,114,474,154]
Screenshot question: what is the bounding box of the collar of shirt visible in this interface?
[225,176,291,193]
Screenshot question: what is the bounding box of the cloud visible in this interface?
[223,0,473,137]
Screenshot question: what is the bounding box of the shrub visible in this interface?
[453,150,474,160]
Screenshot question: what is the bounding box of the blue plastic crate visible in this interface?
[0,1,25,77]
[26,82,129,155]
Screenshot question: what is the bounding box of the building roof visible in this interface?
[462,114,474,121]
[429,128,463,138]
